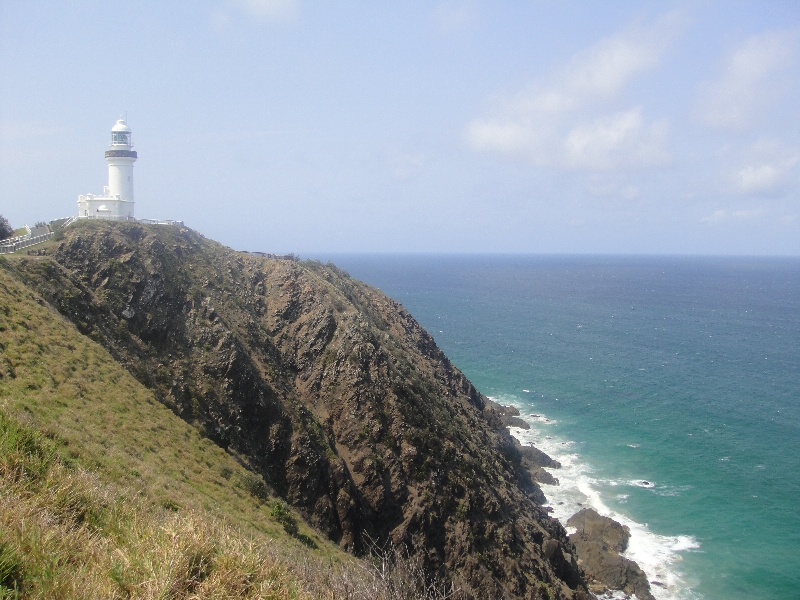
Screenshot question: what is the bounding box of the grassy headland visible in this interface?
[0,221,589,599]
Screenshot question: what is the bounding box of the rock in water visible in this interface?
[567,508,654,600]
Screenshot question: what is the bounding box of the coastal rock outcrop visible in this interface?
[11,220,590,599]
[489,400,531,430]
[567,508,654,600]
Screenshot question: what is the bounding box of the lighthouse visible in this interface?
[77,118,138,220]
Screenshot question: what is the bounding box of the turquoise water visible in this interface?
[319,255,800,600]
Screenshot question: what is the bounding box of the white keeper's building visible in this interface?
[77,118,138,220]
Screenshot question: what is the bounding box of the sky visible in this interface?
[1,1,799,255]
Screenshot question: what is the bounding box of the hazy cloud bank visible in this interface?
[694,29,798,130]
[727,139,800,196]
[235,0,298,20]
[465,12,686,172]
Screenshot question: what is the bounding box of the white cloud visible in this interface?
[701,209,727,223]
[433,1,476,34]
[701,208,764,224]
[586,173,641,200]
[735,164,784,195]
[694,30,798,130]
[727,139,799,196]
[732,209,763,219]
[388,148,426,180]
[0,121,70,140]
[465,12,684,171]
[542,18,676,107]
[563,108,670,170]
[235,0,297,20]
[466,119,535,156]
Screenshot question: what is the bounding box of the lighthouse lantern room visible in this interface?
[77,118,138,220]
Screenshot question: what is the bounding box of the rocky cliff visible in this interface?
[12,221,591,599]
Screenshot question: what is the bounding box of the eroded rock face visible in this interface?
[567,508,653,600]
[488,401,561,489]
[11,220,591,599]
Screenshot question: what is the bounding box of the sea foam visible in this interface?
[493,395,701,600]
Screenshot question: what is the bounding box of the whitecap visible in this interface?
[504,399,701,600]
[630,479,656,488]
[596,591,634,600]
[653,485,693,497]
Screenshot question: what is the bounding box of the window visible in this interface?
[112,132,130,144]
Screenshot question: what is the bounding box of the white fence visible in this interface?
[136,219,185,226]
[0,215,185,255]
[0,216,75,255]
[0,231,55,254]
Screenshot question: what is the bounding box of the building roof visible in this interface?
[111,119,131,133]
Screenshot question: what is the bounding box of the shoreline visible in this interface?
[491,396,700,600]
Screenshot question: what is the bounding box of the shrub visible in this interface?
[0,216,12,241]
[270,500,299,536]
[237,471,269,501]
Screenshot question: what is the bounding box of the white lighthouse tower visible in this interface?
[77,118,138,220]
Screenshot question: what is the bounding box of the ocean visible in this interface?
[316,254,800,600]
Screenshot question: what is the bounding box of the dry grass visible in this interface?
[0,409,463,599]
[0,408,306,598]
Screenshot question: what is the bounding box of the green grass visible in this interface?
[0,262,302,535]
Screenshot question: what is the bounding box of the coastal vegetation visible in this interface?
[0,216,12,241]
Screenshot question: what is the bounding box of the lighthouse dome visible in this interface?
[111,119,131,133]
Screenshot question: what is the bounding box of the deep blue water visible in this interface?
[315,254,800,600]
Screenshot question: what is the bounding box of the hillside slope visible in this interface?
[0,261,339,597]
[9,221,588,599]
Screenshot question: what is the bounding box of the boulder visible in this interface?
[567,509,654,600]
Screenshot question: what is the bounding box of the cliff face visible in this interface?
[13,221,589,599]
